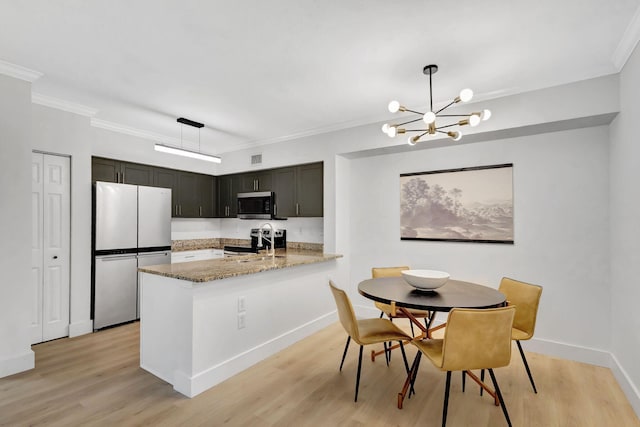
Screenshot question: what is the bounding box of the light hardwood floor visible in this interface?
[1,321,638,426]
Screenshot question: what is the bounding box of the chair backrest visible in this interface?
[372,266,410,278]
[329,280,360,340]
[440,306,516,371]
[499,277,543,339]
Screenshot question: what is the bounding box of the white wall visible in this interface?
[30,105,94,336]
[0,75,34,377]
[610,41,640,415]
[348,127,611,353]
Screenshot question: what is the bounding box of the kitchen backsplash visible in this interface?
[171,217,324,244]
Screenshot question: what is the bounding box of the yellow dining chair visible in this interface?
[372,266,431,336]
[409,306,516,427]
[329,280,412,402]
[497,276,543,393]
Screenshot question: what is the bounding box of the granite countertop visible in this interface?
[139,249,342,283]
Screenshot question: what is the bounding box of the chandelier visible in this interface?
[382,64,491,145]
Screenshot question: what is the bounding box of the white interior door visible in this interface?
[31,152,70,344]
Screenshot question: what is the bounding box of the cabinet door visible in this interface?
[121,162,153,186]
[198,175,216,218]
[153,167,179,217]
[255,170,273,191]
[177,172,200,217]
[238,170,273,192]
[296,163,323,217]
[217,174,239,217]
[272,167,296,218]
[92,157,119,183]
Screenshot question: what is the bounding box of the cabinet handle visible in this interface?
[122,171,125,182]
[199,206,202,217]
[296,203,299,216]
[179,205,182,215]
[274,204,277,216]
[116,172,119,183]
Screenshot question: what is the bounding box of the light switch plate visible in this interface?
[238,296,246,312]
[237,312,246,329]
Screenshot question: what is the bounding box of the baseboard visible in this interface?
[175,311,337,398]
[69,319,93,338]
[0,350,35,379]
[609,353,640,418]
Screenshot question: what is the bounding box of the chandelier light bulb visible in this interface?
[481,109,492,121]
[381,123,390,134]
[448,131,462,141]
[469,114,481,127]
[388,126,397,137]
[408,136,418,146]
[459,88,473,103]
[423,111,436,124]
[388,100,401,113]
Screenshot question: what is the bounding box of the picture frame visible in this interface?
[400,163,514,244]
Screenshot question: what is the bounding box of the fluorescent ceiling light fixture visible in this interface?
[381,64,492,145]
[154,143,221,163]
[155,117,221,163]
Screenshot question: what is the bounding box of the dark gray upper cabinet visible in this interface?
[198,174,216,218]
[91,157,153,185]
[266,162,323,218]
[239,170,273,193]
[217,174,240,218]
[153,167,179,214]
[295,162,323,217]
[272,167,296,217]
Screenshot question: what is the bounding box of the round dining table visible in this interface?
[358,277,506,313]
[358,276,507,409]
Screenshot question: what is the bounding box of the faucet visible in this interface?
[257,223,275,257]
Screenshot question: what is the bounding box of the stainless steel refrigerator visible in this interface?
[93,182,172,329]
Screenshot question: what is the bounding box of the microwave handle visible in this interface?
[274,204,277,216]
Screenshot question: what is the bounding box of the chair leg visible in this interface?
[354,345,364,402]
[408,351,422,398]
[516,340,538,393]
[379,311,384,318]
[409,320,415,336]
[398,340,410,374]
[442,371,452,427]
[383,341,389,366]
[462,370,466,392]
[339,336,351,371]
[488,368,512,427]
[480,369,485,396]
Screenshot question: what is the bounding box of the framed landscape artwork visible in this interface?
[400,163,514,244]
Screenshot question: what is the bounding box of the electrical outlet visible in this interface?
[238,296,246,312]
[237,313,246,329]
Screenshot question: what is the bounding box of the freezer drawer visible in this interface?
[94,254,138,329]
[136,251,171,318]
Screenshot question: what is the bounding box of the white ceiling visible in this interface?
[1,0,639,155]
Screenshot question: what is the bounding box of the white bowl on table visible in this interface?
[401,269,450,291]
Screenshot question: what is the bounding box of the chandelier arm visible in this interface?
[435,100,456,115]
[435,123,460,130]
[395,117,424,127]
[404,108,425,115]
[437,114,472,117]
[404,129,429,132]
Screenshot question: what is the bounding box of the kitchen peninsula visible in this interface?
[138,250,341,397]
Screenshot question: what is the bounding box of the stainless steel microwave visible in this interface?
[237,191,275,219]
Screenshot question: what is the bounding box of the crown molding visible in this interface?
[32,92,98,117]
[91,118,183,146]
[613,6,640,70]
[0,59,43,82]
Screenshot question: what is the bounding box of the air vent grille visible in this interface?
[251,154,262,165]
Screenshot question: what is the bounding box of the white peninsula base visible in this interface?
[139,261,337,397]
